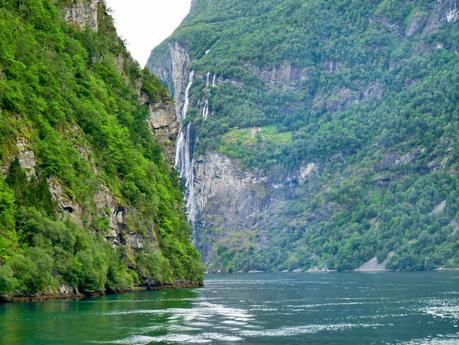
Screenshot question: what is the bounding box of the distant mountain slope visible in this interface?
[0,0,202,299]
[148,0,459,272]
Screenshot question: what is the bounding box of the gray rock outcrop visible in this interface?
[63,0,100,32]
[47,177,83,225]
[16,137,36,180]
[146,101,180,162]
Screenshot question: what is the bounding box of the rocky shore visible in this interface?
[0,281,202,303]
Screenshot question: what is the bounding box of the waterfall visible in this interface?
[174,131,185,168]
[202,71,213,120]
[205,72,211,89]
[175,70,194,172]
[174,70,198,235]
[184,123,197,223]
[212,74,217,88]
[181,70,195,121]
[202,99,209,119]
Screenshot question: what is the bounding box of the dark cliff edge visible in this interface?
[0,0,203,302]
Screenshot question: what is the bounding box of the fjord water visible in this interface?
[1,273,458,345]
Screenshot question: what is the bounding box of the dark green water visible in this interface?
[1,272,458,344]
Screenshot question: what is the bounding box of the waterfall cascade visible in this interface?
[174,71,198,238]
[205,72,211,88]
[202,99,209,119]
[175,70,218,239]
[181,70,195,121]
[202,72,217,120]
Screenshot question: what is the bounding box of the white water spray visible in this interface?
[202,99,209,119]
[174,70,198,233]
[181,70,195,121]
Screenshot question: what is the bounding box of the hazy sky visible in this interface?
[105,0,192,66]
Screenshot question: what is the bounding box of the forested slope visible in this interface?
[148,0,459,272]
[0,0,203,298]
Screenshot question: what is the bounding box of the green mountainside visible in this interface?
[0,0,202,298]
[148,0,459,272]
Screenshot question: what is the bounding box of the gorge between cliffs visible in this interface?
[0,0,459,344]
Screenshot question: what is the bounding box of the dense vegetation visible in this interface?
[150,0,458,271]
[0,0,203,296]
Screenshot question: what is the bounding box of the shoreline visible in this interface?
[0,281,202,304]
[205,268,459,274]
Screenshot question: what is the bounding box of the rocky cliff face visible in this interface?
[63,0,101,32]
[149,42,197,229]
[62,1,180,165]
[55,1,180,248]
[148,42,191,119]
[140,92,179,162]
[147,40,326,270]
[147,0,459,272]
[0,0,203,300]
[192,153,269,264]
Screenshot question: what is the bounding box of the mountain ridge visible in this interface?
[148,0,459,272]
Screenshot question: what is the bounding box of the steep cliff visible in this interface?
[147,0,459,272]
[0,0,202,300]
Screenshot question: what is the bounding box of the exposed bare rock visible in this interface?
[94,184,125,243]
[115,54,126,72]
[298,163,317,184]
[146,101,180,162]
[93,185,157,249]
[406,11,428,36]
[192,153,269,263]
[0,156,13,175]
[286,163,317,185]
[192,153,268,223]
[361,82,385,101]
[47,177,83,225]
[147,101,178,130]
[146,42,190,163]
[312,82,384,113]
[428,137,455,170]
[313,88,359,112]
[16,137,36,180]
[58,284,80,296]
[169,42,192,116]
[145,0,459,273]
[147,47,174,93]
[246,61,307,89]
[127,232,144,250]
[75,144,90,160]
[374,149,423,171]
[432,200,447,215]
[423,0,458,34]
[63,0,100,32]
[190,0,199,11]
[355,256,389,271]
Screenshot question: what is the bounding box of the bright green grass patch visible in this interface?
[224,126,292,145]
[219,126,292,164]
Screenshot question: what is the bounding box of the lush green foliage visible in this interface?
[0,0,203,295]
[154,0,458,271]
